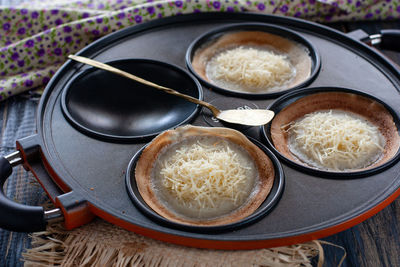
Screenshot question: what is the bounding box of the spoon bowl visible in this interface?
[68,55,274,126]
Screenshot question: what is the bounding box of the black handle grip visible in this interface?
[0,156,46,232]
[379,29,400,52]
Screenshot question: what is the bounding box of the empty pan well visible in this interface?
[61,59,203,142]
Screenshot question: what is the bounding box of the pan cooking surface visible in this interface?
[35,13,400,244]
[61,59,202,141]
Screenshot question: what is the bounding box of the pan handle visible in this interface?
[370,29,400,52]
[0,151,47,232]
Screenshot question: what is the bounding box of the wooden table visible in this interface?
[0,14,399,266]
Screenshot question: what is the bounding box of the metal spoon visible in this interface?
[68,55,274,126]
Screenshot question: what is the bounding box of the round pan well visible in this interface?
[186,23,320,98]
[131,125,280,229]
[61,59,202,142]
[262,87,400,177]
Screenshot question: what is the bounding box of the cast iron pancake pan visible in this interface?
[25,12,400,248]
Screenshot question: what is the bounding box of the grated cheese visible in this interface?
[206,46,295,93]
[284,110,384,171]
[157,139,255,212]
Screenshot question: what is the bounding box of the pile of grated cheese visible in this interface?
[206,46,295,92]
[285,110,384,171]
[158,140,253,210]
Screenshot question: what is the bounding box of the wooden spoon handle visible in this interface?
[68,55,220,116]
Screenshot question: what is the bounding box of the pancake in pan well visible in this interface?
[270,92,400,172]
[135,125,274,226]
[191,31,311,94]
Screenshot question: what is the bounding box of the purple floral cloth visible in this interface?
[0,0,399,101]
